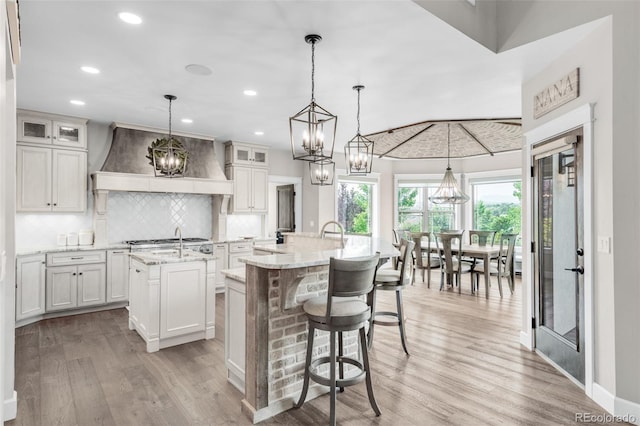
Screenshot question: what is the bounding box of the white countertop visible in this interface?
[220,267,246,282]
[17,243,130,256]
[130,249,215,266]
[244,236,398,269]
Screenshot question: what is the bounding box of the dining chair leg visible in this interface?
[426,267,431,288]
[359,327,381,416]
[497,274,503,298]
[338,331,345,392]
[396,290,409,355]
[367,289,377,349]
[329,330,337,426]
[508,275,514,294]
[295,324,315,408]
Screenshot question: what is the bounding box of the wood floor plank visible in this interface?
[66,357,116,425]
[8,274,624,426]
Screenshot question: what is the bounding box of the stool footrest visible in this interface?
[309,356,366,388]
[372,311,403,326]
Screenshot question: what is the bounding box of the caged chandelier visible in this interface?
[289,34,337,163]
[428,123,470,204]
[147,94,188,177]
[345,85,373,175]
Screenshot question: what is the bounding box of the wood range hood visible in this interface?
[91,123,233,245]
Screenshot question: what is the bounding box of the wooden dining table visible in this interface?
[422,243,504,298]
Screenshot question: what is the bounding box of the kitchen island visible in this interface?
[128,249,216,352]
[236,234,398,423]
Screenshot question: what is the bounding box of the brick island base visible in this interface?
[242,264,359,423]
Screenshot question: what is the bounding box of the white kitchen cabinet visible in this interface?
[18,111,87,149]
[106,249,129,303]
[228,241,252,269]
[225,141,269,167]
[17,145,87,212]
[160,263,207,339]
[225,273,246,393]
[128,257,215,352]
[46,251,106,312]
[16,254,46,322]
[46,265,78,312]
[226,166,268,213]
[213,243,229,292]
[77,263,107,307]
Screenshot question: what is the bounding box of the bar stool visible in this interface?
[367,239,415,355]
[295,254,381,426]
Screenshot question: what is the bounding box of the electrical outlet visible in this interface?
[597,236,611,254]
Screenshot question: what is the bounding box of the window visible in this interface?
[336,174,379,236]
[471,179,522,244]
[397,183,456,233]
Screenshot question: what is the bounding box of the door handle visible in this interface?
[577,248,584,256]
[565,266,584,274]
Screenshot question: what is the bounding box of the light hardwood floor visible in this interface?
[8,273,616,425]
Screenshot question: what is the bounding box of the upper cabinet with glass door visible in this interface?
[18,110,87,149]
[225,141,269,168]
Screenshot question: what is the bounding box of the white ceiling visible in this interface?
[16,1,598,153]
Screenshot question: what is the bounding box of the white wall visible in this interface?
[520,1,640,413]
[1,0,17,418]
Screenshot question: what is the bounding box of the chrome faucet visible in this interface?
[175,226,183,258]
[320,221,345,248]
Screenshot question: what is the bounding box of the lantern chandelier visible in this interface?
[428,124,470,204]
[289,34,337,163]
[147,94,188,178]
[309,158,335,186]
[345,85,374,175]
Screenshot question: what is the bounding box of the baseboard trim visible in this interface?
[4,390,17,421]
[615,395,640,425]
[520,330,533,350]
[590,383,639,425]
[592,382,615,413]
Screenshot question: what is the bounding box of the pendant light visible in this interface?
[429,124,470,204]
[309,158,335,186]
[289,34,337,162]
[148,94,188,177]
[345,85,374,175]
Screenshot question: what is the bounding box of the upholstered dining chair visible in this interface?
[412,232,440,288]
[368,238,414,355]
[296,254,381,425]
[472,233,518,297]
[435,231,472,293]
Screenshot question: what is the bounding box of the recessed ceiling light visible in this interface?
[181,118,193,124]
[81,66,100,74]
[70,100,85,106]
[118,12,142,25]
[244,90,257,96]
[185,64,212,76]
[254,131,264,136]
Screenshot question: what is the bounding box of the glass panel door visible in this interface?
[534,131,584,384]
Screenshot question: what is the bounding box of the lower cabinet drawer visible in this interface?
[47,250,106,266]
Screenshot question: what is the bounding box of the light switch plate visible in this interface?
[597,236,611,254]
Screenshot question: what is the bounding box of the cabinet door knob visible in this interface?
[78,272,83,275]
[47,203,51,206]
[72,272,76,276]
[53,136,57,139]
[53,203,57,206]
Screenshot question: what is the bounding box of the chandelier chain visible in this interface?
[447,123,451,168]
[356,87,361,134]
[168,97,173,138]
[310,41,315,102]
